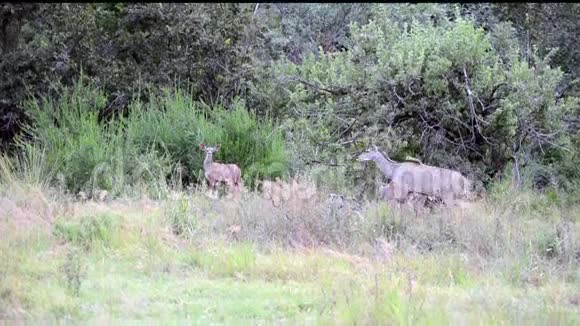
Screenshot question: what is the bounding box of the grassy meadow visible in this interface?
[0,81,577,324]
[0,168,578,324]
[2,3,580,325]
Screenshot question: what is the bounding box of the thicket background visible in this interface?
[1,3,579,200]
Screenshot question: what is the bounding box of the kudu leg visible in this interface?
[233,181,242,200]
[212,182,219,199]
[225,181,235,199]
[441,194,455,208]
[205,181,214,199]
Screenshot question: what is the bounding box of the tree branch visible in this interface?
[253,3,259,16]
[555,78,580,103]
[306,159,345,167]
[489,82,508,100]
[279,75,350,96]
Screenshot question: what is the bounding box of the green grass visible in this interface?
[0,192,578,324]
[1,242,577,324]
[1,152,578,324]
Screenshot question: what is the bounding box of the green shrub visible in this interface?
[22,80,115,194]
[210,100,288,188]
[125,88,205,184]
[167,198,198,237]
[19,80,288,196]
[126,90,288,189]
[259,9,580,193]
[53,213,118,250]
[18,79,171,198]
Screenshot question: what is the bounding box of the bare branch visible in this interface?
[490,83,508,100]
[555,78,580,103]
[279,75,350,96]
[528,127,570,152]
[392,85,407,105]
[462,66,486,124]
[336,118,357,139]
[461,65,495,147]
[307,160,345,167]
[392,111,415,125]
[253,3,260,16]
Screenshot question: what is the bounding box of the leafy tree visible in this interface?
[1,3,260,150]
[259,5,579,191]
[461,3,580,95]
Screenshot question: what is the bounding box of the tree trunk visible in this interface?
[0,13,21,52]
[0,3,39,53]
[511,155,522,189]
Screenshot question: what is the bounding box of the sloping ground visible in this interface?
[0,188,578,324]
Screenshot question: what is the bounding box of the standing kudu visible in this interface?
[359,146,472,207]
[200,144,242,199]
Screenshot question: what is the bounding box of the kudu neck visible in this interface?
[373,152,397,178]
[203,153,214,170]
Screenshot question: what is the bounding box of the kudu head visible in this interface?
[200,143,220,157]
[358,145,386,162]
[199,144,220,165]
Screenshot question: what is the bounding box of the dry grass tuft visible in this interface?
[0,189,57,231]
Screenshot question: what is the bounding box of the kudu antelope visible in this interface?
[359,146,472,207]
[200,144,242,199]
[379,182,442,213]
[260,177,318,212]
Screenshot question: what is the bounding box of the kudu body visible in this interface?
[200,144,242,199]
[379,182,442,213]
[359,147,472,206]
[261,177,318,212]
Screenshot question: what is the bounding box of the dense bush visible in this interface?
[259,9,579,192]
[1,3,578,197]
[1,3,258,104]
[0,3,260,153]
[18,80,288,197]
[126,89,288,189]
[20,79,138,195]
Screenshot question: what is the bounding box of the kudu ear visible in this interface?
[216,144,221,151]
[200,143,206,151]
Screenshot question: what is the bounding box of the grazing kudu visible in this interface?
[200,144,242,199]
[359,146,472,207]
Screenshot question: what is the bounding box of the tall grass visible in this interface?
[127,90,288,189]
[19,81,140,196]
[0,144,54,191]
[209,100,287,187]
[15,81,288,198]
